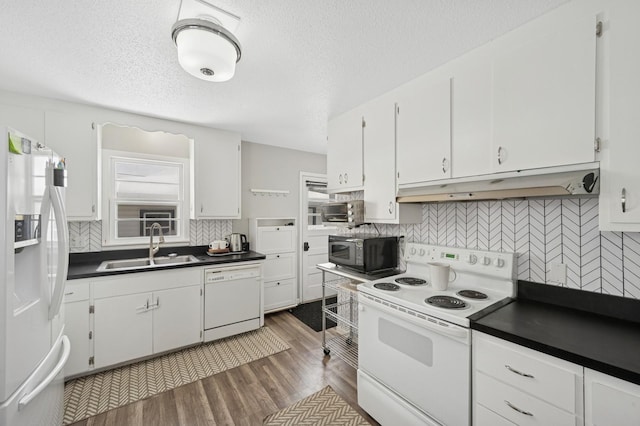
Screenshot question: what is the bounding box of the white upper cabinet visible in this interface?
[45,110,99,221]
[600,0,640,230]
[450,48,494,178]
[491,11,597,172]
[396,77,452,184]
[363,97,421,223]
[327,107,364,192]
[192,134,241,219]
[363,98,396,221]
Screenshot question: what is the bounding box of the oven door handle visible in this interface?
[359,296,470,343]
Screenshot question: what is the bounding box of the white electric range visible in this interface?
[357,243,516,426]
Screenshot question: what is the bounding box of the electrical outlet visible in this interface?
[548,263,567,285]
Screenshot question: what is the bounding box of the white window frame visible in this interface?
[101,149,190,247]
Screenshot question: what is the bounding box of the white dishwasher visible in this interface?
[203,263,262,342]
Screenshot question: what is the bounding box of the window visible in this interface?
[103,154,189,245]
[305,181,335,228]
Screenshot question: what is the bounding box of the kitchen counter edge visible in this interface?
[67,246,266,280]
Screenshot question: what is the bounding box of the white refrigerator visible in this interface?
[0,127,70,425]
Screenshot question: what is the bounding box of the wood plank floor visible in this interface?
[70,311,380,426]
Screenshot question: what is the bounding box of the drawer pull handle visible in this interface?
[64,292,74,296]
[505,364,534,378]
[505,400,533,417]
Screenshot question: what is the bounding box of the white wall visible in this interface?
[233,141,326,235]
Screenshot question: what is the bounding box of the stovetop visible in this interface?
[358,243,516,327]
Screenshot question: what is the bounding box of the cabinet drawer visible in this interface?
[93,267,202,298]
[473,332,582,413]
[257,226,295,253]
[476,372,579,426]
[475,403,515,426]
[264,278,295,311]
[63,282,90,303]
[263,253,295,281]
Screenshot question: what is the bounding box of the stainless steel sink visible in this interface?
[152,255,199,265]
[96,254,200,272]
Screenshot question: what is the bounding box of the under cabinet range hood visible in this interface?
[397,162,599,203]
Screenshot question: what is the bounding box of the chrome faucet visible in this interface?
[149,222,165,264]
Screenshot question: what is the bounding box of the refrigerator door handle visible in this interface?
[18,335,70,410]
[48,185,69,320]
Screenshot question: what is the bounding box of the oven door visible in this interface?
[328,240,359,269]
[358,295,471,426]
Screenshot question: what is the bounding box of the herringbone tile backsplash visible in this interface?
[347,195,639,299]
[68,220,232,253]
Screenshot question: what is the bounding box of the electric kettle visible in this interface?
[226,233,247,252]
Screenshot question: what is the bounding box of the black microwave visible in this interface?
[328,234,398,273]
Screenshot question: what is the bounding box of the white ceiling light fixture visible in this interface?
[171,0,242,82]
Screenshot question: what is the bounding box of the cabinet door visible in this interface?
[0,103,45,143]
[264,278,296,312]
[451,49,494,178]
[492,13,596,172]
[93,292,153,369]
[152,285,202,354]
[64,300,90,377]
[585,368,640,426]
[363,99,397,221]
[45,110,98,220]
[257,226,295,253]
[327,108,363,191]
[604,0,640,227]
[193,135,240,218]
[263,252,296,281]
[396,77,451,184]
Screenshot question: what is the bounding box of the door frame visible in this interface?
[299,171,329,302]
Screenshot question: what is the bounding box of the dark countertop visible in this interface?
[67,245,266,280]
[471,280,640,385]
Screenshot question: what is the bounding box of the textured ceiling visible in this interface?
[0,0,569,154]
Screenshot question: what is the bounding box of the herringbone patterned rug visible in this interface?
[63,327,289,425]
[263,386,370,425]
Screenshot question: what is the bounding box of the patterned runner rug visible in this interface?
[263,386,371,425]
[63,326,290,425]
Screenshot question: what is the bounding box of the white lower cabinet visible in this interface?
[67,267,203,374]
[93,292,153,369]
[151,285,202,354]
[250,219,297,313]
[585,368,640,426]
[63,281,91,377]
[263,278,295,312]
[472,332,583,426]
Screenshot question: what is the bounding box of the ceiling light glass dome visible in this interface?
[171,18,242,82]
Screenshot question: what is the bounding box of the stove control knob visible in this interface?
[410,247,417,255]
[419,248,426,256]
[494,258,505,268]
[467,254,477,265]
[482,256,491,266]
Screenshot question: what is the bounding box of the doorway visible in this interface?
[298,172,338,303]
